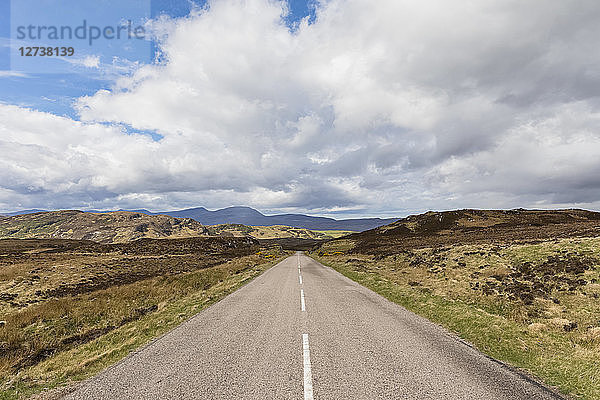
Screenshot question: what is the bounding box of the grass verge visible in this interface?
[0,253,287,399]
[311,242,600,400]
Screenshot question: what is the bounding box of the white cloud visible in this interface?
[0,71,29,78]
[79,55,101,69]
[3,0,600,216]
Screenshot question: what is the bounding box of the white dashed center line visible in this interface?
[298,256,313,398]
[302,334,314,400]
[300,289,306,311]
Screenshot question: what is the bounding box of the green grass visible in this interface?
[312,240,600,400]
[205,225,354,240]
[317,239,356,253]
[0,253,287,399]
[310,230,356,239]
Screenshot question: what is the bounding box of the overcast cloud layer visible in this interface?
[3,0,600,217]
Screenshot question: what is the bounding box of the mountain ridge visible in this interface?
[3,206,398,231]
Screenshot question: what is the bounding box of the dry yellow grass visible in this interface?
[0,239,286,399]
[313,236,600,399]
[207,224,354,239]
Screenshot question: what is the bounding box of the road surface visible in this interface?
[64,253,563,399]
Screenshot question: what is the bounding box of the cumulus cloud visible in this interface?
[3,0,600,216]
[78,55,101,69]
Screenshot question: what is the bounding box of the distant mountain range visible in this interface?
[2,206,398,232]
[2,209,48,216]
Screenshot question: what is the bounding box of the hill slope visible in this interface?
[343,208,600,254]
[314,208,600,399]
[0,211,210,243]
[0,211,354,244]
[206,224,353,240]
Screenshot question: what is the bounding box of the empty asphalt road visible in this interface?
[64,253,563,399]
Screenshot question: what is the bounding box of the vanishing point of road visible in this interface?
[64,253,563,399]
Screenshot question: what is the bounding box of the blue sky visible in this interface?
[0,0,316,119]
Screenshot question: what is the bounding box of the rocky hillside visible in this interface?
[314,210,600,399]
[0,210,352,244]
[343,209,600,254]
[0,211,210,244]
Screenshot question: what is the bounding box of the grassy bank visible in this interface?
[311,237,600,399]
[206,224,355,240]
[0,240,286,399]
